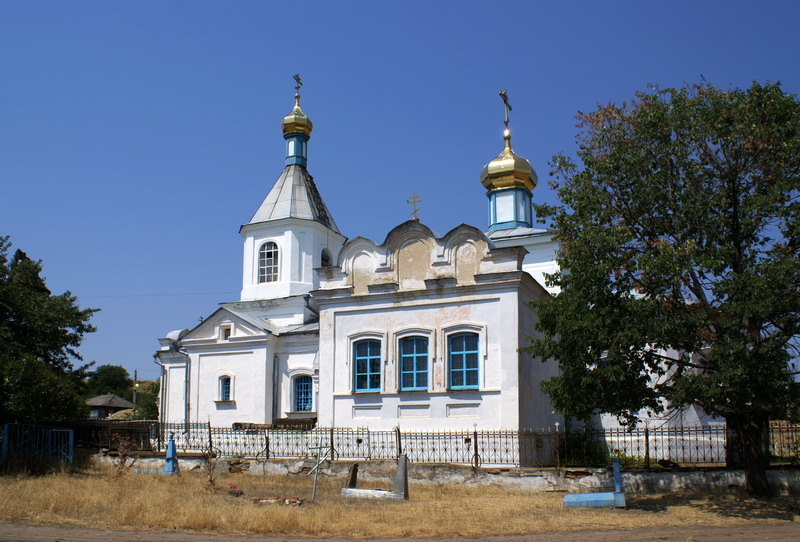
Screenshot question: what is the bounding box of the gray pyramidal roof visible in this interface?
[85,394,136,408]
[247,164,340,233]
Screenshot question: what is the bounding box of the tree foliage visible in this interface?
[0,236,97,423]
[85,364,133,400]
[525,81,800,496]
[131,381,160,420]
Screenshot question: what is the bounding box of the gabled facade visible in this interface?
[314,221,561,430]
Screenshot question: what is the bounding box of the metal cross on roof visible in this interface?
[499,89,512,129]
[293,74,303,96]
[406,194,422,221]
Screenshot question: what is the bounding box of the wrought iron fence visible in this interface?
[65,420,800,468]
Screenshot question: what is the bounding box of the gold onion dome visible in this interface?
[480,129,537,191]
[281,93,313,136]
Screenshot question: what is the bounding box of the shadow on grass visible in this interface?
[628,493,800,521]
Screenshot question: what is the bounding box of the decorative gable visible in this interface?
[318,220,526,295]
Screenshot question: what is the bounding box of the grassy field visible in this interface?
[0,465,797,538]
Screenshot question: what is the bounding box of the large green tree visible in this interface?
[85,364,133,400]
[0,237,97,423]
[525,81,800,496]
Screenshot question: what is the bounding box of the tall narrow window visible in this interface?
[448,333,480,389]
[320,248,332,268]
[293,375,313,412]
[258,242,279,283]
[353,339,381,392]
[399,336,428,391]
[219,376,232,401]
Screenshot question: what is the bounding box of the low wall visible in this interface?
[95,454,800,495]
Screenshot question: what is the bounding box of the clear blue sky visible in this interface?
[2,1,798,380]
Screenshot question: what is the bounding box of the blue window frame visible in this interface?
[399,336,428,391]
[353,339,381,392]
[293,375,313,412]
[219,376,232,401]
[448,333,480,389]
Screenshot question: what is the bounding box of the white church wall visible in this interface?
[516,292,562,430]
[317,288,529,430]
[273,334,318,418]
[241,218,346,302]
[186,342,273,426]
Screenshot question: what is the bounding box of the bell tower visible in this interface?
[239,76,346,310]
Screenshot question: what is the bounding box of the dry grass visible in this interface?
[0,466,797,538]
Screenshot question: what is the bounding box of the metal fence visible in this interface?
[0,423,74,471]
[65,420,800,468]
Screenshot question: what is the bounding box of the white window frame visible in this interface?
[216,374,234,402]
[257,241,280,283]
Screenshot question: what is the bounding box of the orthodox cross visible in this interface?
[499,89,512,129]
[406,194,422,221]
[293,74,303,97]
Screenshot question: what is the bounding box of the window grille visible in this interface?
[258,242,279,283]
[399,336,428,391]
[353,339,381,392]
[449,333,480,389]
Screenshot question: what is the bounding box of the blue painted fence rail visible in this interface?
[0,423,74,470]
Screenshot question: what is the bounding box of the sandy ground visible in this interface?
[0,523,798,542]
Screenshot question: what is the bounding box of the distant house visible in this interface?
[86,394,135,419]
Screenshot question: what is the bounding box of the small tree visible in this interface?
[0,237,97,423]
[131,381,160,420]
[525,81,800,496]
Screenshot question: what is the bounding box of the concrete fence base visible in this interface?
[94,454,800,495]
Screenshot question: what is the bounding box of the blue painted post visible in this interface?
[1,424,9,467]
[163,433,178,474]
[563,457,626,508]
[612,457,622,493]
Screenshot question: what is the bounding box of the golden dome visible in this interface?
[480,129,537,191]
[281,94,313,136]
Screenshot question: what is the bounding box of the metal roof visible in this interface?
[247,164,339,233]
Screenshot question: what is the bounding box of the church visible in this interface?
[154,82,565,431]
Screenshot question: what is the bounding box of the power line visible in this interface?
[79,291,239,299]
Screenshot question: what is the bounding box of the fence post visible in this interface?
[366,430,371,460]
[1,424,8,467]
[644,426,650,469]
[471,426,479,470]
[207,421,213,459]
[554,422,561,474]
[329,427,335,462]
[395,426,402,458]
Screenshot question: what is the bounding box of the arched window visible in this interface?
[320,248,332,268]
[399,336,428,391]
[353,339,381,392]
[448,332,480,389]
[293,375,313,412]
[258,242,279,283]
[218,376,232,401]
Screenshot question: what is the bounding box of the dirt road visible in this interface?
[0,523,798,542]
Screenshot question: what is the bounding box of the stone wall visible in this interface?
[95,454,800,495]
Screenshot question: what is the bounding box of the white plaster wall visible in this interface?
[517,293,562,430]
[189,344,272,426]
[318,289,526,430]
[273,334,319,417]
[240,218,345,302]
[491,233,560,294]
[163,363,186,423]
